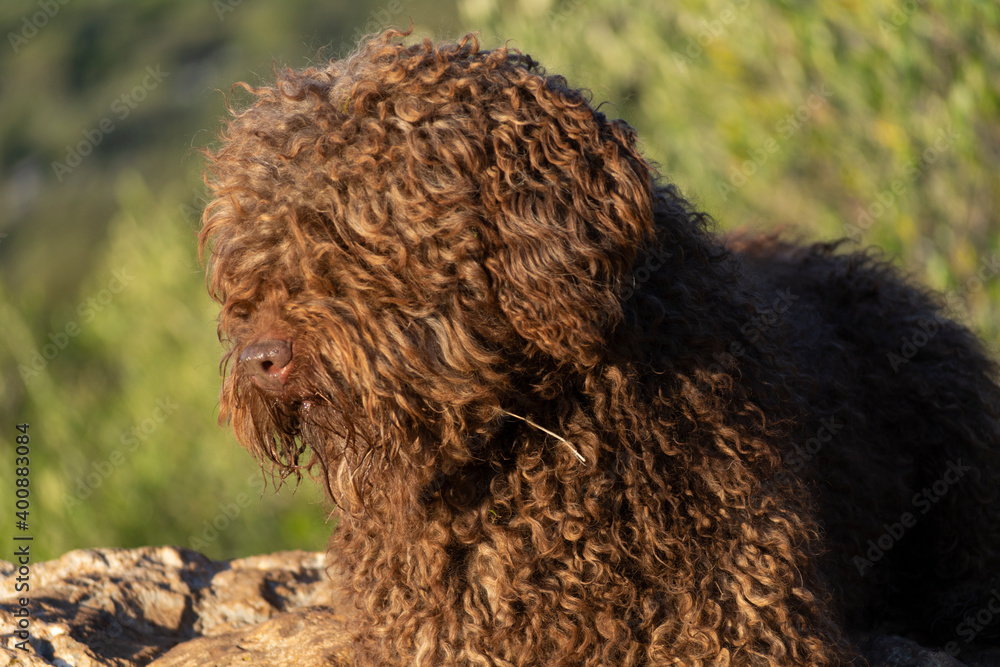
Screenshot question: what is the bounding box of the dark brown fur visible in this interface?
[200,30,1000,666]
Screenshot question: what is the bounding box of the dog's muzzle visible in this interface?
[240,338,293,392]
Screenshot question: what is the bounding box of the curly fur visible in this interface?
[200,30,1000,666]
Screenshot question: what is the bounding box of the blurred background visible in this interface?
[1,0,997,562]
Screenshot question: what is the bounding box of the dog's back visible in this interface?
[734,235,1000,640]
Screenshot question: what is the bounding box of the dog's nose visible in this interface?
[240,338,293,392]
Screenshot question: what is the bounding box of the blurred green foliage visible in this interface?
[1,0,997,560]
[463,0,1000,338]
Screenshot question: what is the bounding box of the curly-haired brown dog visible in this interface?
[200,30,1000,666]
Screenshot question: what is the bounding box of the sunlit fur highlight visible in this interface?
[200,30,1000,666]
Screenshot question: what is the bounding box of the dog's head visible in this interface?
[200,30,656,493]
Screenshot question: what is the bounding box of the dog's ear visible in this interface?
[480,107,654,369]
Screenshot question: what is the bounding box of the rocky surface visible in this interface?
[0,547,349,666]
[2,546,999,666]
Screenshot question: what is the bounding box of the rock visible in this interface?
[149,607,348,667]
[0,547,349,666]
[2,547,998,666]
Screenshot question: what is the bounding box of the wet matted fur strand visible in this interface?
[200,30,1000,666]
